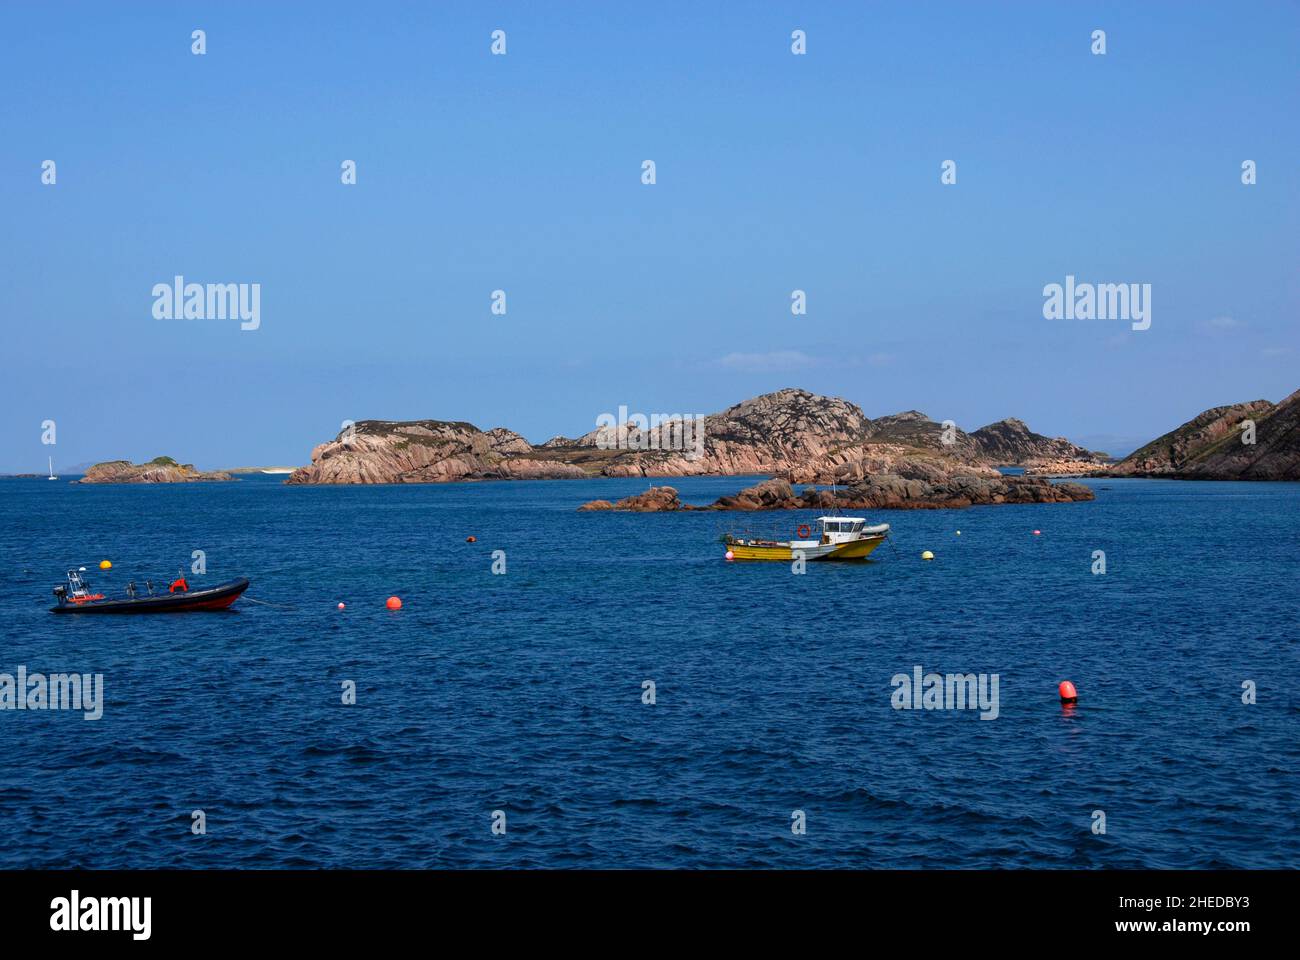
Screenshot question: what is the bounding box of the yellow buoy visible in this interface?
[99,560,112,570]
[921,551,934,560]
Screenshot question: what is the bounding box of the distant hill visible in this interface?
[1111,390,1298,479]
[970,417,1107,464]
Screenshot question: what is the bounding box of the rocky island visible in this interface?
[1107,389,1299,480]
[285,420,591,484]
[287,389,1108,486]
[78,456,234,483]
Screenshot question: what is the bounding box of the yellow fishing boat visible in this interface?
[723,516,890,562]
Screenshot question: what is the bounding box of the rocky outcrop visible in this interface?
[581,388,876,477]
[775,408,990,484]
[485,427,533,456]
[286,420,587,484]
[578,476,1094,512]
[287,388,1108,485]
[711,478,797,510]
[789,442,998,484]
[79,457,233,483]
[288,389,884,484]
[844,474,1094,509]
[1109,391,1298,480]
[971,418,1106,465]
[578,486,684,512]
[585,396,1107,482]
[869,410,982,458]
[568,392,1015,482]
[1111,401,1269,475]
[1023,458,1110,477]
[709,475,1094,511]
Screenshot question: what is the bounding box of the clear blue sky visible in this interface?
[2,1,1296,470]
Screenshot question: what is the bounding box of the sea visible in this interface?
[1,473,1296,868]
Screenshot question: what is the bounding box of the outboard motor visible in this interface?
[52,584,67,606]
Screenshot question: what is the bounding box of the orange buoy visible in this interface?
[466,536,477,543]
[1033,529,1042,536]
[337,602,346,610]
[1058,680,1078,703]
[386,596,402,610]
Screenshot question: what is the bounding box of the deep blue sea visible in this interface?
[1,474,1297,869]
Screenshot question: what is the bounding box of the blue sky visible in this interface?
[1,1,1296,470]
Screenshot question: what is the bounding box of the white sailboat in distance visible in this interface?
[48,456,57,480]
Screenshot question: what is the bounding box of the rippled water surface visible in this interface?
[1,474,1297,868]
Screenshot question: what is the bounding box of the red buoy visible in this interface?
[386,596,402,610]
[466,536,477,543]
[1058,680,1078,703]
[1033,529,1042,536]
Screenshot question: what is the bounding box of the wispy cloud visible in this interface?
[1199,315,1242,332]
[718,350,820,373]
[716,350,897,373]
[1261,346,1293,358]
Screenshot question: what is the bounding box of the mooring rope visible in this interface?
[240,596,298,611]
